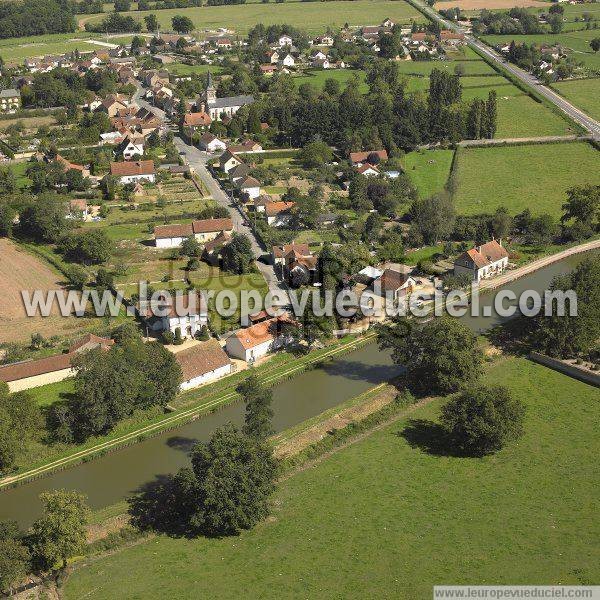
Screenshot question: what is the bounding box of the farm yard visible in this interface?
[451,141,600,217]
[80,0,427,36]
[62,357,600,599]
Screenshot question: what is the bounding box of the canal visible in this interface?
[0,250,595,526]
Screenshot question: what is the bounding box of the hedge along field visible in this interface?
[62,357,600,599]
[81,0,426,36]
[552,78,600,123]
[452,142,600,217]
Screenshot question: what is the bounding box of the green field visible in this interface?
[453,142,600,216]
[0,33,114,62]
[483,29,600,71]
[63,357,600,598]
[552,77,600,122]
[293,69,368,93]
[81,0,425,36]
[403,149,454,198]
[164,62,223,76]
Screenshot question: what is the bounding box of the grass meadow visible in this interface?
[452,141,600,216]
[63,357,600,598]
[403,149,454,198]
[81,0,426,36]
[551,78,600,122]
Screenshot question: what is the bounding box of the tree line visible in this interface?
[0,0,76,40]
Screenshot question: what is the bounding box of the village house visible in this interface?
[219,148,243,173]
[236,175,261,200]
[356,163,380,177]
[227,139,263,154]
[264,200,296,227]
[0,89,21,113]
[272,243,318,286]
[54,154,89,177]
[183,110,212,138]
[176,339,232,391]
[260,64,278,76]
[373,268,416,305]
[67,198,89,220]
[225,317,290,363]
[278,35,293,47]
[266,50,280,64]
[202,230,232,265]
[0,334,113,392]
[279,53,296,68]
[110,160,156,184]
[198,132,227,152]
[229,162,251,184]
[349,149,388,166]
[116,135,145,160]
[143,291,208,338]
[153,217,234,248]
[454,239,509,281]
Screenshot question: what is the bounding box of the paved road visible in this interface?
[173,136,289,303]
[410,0,600,139]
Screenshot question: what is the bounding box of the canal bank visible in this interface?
[0,248,597,527]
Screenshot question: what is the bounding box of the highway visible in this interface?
[410,0,600,139]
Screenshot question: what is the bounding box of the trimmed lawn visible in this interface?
[63,357,600,598]
[403,149,454,199]
[81,0,426,35]
[27,378,75,408]
[293,69,368,93]
[8,161,32,190]
[453,142,600,217]
[552,78,600,123]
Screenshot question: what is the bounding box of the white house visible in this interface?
[279,53,295,68]
[265,201,296,227]
[310,50,327,61]
[219,149,243,173]
[198,132,227,152]
[278,35,293,47]
[110,160,156,184]
[117,135,145,160]
[154,217,234,248]
[225,317,289,363]
[454,240,509,281]
[143,292,208,338]
[356,163,380,177]
[237,175,261,200]
[176,339,232,391]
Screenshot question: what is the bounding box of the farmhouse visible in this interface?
[153,217,234,248]
[143,291,208,338]
[454,240,509,281]
[0,334,114,392]
[110,160,156,184]
[176,339,232,391]
[225,317,290,363]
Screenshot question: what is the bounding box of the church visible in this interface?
[197,71,254,121]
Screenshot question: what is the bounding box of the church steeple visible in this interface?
[205,70,216,105]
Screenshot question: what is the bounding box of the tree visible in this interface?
[221,233,254,274]
[0,383,42,474]
[491,206,513,240]
[65,264,88,290]
[534,258,600,358]
[58,229,113,264]
[29,490,88,571]
[547,14,564,34]
[144,13,158,33]
[377,316,483,395]
[172,15,194,34]
[180,235,202,257]
[113,0,131,11]
[441,384,525,455]
[0,165,17,195]
[591,38,600,53]
[18,194,71,242]
[297,140,333,169]
[561,184,599,231]
[238,373,274,440]
[0,521,30,594]
[409,193,456,245]
[189,424,277,536]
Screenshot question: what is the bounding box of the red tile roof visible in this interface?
[183,111,212,127]
[230,318,279,349]
[110,160,155,177]
[265,201,295,217]
[154,218,233,240]
[349,150,388,164]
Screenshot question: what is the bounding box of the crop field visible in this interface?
[483,29,600,71]
[81,0,426,36]
[552,78,600,122]
[0,240,96,343]
[403,149,454,198]
[63,357,600,598]
[452,141,600,216]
